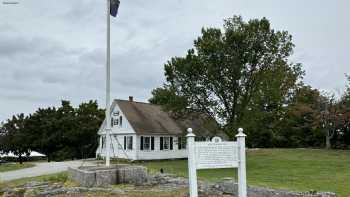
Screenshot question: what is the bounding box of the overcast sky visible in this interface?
[0,0,349,121]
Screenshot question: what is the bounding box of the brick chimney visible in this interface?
[129,96,134,102]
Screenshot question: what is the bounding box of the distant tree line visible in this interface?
[149,15,350,149]
[0,100,104,163]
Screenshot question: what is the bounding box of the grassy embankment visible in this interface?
[0,172,68,191]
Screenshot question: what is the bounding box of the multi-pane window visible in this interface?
[127,136,132,150]
[144,137,150,150]
[111,116,123,127]
[140,136,154,151]
[164,137,170,150]
[178,137,186,150]
[160,137,173,150]
[124,136,133,150]
[113,118,119,126]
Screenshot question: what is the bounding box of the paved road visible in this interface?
[0,160,94,182]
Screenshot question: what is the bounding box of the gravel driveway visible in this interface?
[0,160,93,182]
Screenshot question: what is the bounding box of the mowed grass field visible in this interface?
[1,149,349,196]
[0,163,34,173]
[132,149,350,197]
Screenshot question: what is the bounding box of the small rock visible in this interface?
[3,188,26,197]
[111,188,125,194]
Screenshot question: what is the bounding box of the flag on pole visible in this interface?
[110,0,120,17]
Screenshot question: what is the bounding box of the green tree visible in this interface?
[149,87,188,118]
[333,75,350,148]
[150,16,303,139]
[1,100,105,162]
[67,100,104,159]
[0,114,31,164]
[277,85,324,147]
[27,107,60,162]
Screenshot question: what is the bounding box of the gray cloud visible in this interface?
[0,0,349,121]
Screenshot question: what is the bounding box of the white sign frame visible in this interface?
[186,128,247,197]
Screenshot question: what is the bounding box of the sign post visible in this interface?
[186,128,198,197]
[186,128,247,197]
[236,128,247,197]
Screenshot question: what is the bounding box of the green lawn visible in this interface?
[1,149,349,196]
[130,149,350,197]
[0,163,35,173]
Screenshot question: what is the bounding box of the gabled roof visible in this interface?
[116,99,182,135]
[101,99,224,137]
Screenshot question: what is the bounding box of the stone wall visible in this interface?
[68,164,148,187]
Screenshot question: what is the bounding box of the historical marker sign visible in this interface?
[186,128,247,197]
[195,142,238,169]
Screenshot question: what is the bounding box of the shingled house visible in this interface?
[96,96,225,160]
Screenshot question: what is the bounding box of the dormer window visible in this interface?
[112,118,118,126]
[111,116,123,127]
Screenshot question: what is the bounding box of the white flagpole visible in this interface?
[105,0,111,167]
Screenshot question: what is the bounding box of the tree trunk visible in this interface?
[19,155,23,164]
[326,134,331,149]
